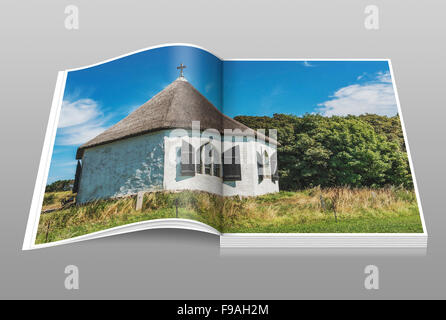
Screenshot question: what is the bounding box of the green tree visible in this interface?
[45,179,74,192]
[234,113,413,190]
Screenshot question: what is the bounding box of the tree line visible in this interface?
[234,113,413,190]
[45,179,74,193]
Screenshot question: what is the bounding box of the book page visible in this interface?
[220,59,425,237]
[24,44,228,249]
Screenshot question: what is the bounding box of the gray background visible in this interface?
[0,0,444,299]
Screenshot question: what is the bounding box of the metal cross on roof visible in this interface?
[177,63,186,77]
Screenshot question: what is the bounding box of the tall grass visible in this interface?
[221,187,422,233]
[36,187,422,244]
[42,191,72,209]
[37,190,224,244]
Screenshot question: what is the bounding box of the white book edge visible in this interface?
[25,218,221,250]
[219,233,427,248]
[22,71,67,250]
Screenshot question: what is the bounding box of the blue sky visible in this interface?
[223,60,395,118]
[47,45,397,184]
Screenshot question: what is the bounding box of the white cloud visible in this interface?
[303,61,315,67]
[55,161,78,167]
[376,71,392,83]
[58,99,100,128]
[56,98,107,145]
[58,123,107,145]
[356,73,366,81]
[317,71,397,117]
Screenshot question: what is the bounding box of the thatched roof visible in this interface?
[76,77,278,159]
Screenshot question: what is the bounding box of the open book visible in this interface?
[23,44,427,250]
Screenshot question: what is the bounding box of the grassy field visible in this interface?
[222,188,422,233]
[36,187,423,244]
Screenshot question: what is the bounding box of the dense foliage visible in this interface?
[234,113,413,190]
[45,179,74,192]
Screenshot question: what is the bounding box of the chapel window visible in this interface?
[222,145,241,181]
[199,142,221,177]
[263,150,271,178]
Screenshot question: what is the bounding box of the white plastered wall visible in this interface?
[163,134,279,197]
